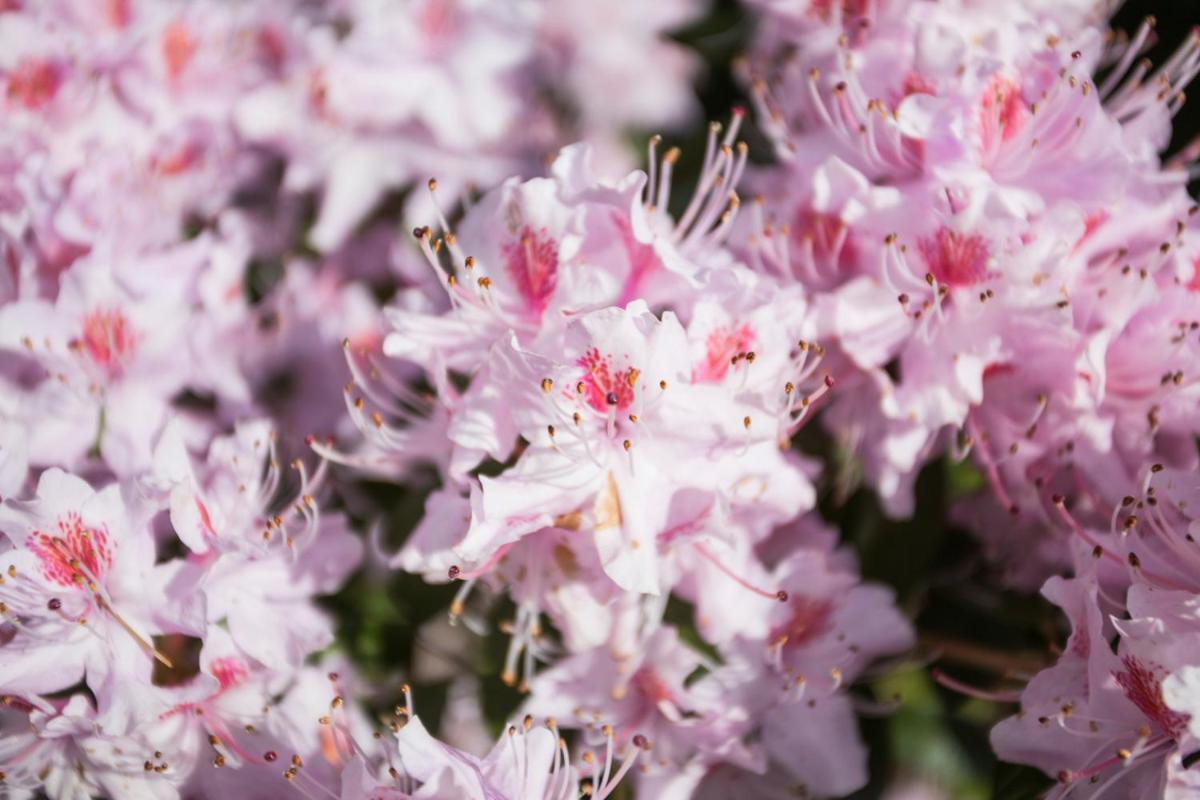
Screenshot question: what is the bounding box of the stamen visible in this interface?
[692,542,788,602]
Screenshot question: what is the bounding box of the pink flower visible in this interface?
[150,420,362,669]
[0,468,196,729]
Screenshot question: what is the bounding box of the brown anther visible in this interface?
[541,378,553,393]
[623,439,632,451]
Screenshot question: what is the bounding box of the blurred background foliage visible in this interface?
[320,2,1200,797]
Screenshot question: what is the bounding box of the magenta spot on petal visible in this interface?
[769,595,834,650]
[502,225,559,320]
[6,58,61,110]
[793,207,857,272]
[693,323,755,383]
[978,74,1029,151]
[209,657,250,691]
[918,228,990,287]
[73,307,139,380]
[27,513,114,587]
[577,349,636,413]
[1115,656,1190,740]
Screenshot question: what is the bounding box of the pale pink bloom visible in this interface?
[453,300,820,595]
[522,625,758,779]
[235,0,540,252]
[151,419,362,669]
[0,246,208,476]
[535,0,706,176]
[993,572,1200,799]
[0,468,199,730]
[0,693,182,800]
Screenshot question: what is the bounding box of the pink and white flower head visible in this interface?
[0,468,197,730]
[522,625,758,784]
[0,245,209,476]
[150,419,362,670]
[0,692,182,800]
[735,0,1200,528]
[993,569,1200,799]
[449,298,828,596]
[263,679,641,800]
[329,122,758,489]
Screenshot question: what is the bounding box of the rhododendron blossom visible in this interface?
[5,0,1200,798]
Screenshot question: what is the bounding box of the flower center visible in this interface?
[6,58,61,110]
[210,657,250,691]
[28,513,114,587]
[770,595,834,649]
[77,308,138,379]
[979,74,1029,152]
[502,226,559,319]
[693,323,755,383]
[162,20,197,78]
[577,348,637,413]
[631,667,676,707]
[794,207,856,270]
[1114,657,1190,740]
[918,228,990,287]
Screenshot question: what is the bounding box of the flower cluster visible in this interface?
[743,0,1200,584]
[4,0,1200,798]
[0,0,724,797]
[737,0,1200,796]
[339,128,917,796]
